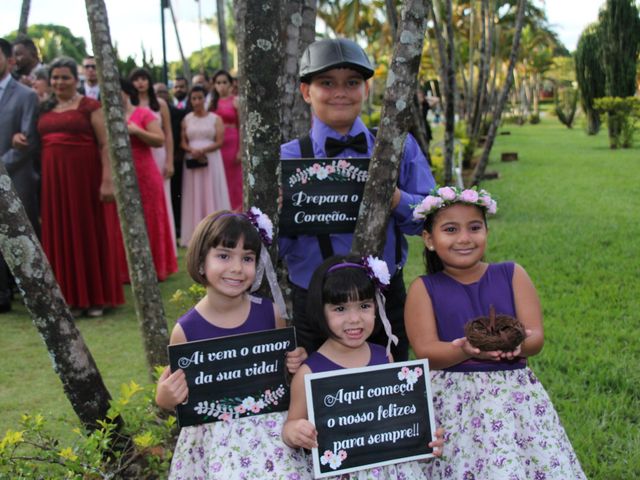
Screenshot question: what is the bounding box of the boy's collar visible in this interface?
[311,115,368,140]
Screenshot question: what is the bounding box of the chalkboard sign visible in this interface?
[168,327,296,427]
[304,359,435,478]
[280,158,370,236]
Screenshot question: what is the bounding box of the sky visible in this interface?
[2,0,606,64]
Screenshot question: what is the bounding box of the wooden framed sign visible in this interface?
[168,327,296,427]
[304,359,435,478]
[280,158,370,236]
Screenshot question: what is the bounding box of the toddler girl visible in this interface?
[283,254,443,479]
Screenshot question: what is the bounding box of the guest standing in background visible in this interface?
[129,68,176,251]
[209,69,242,211]
[117,79,177,281]
[0,38,40,313]
[154,81,188,239]
[179,85,230,247]
[37,56,123,318]
[79,56,100,100]
[172,76,189,110]
[11,36,42,87]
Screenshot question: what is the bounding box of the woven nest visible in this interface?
[464,305,526,351]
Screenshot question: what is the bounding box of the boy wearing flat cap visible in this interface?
[279,38,436,360]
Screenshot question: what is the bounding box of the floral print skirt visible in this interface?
[422,368,586,480]
[169,412,312,479]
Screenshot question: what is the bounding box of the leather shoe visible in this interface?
[0,302,11,314]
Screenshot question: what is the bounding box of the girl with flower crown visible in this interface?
[156,208,312,479]
[283,254,444,479]
[405,186,586,479]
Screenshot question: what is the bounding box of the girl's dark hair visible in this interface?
[209,69,233,112]
[306,255,380,343]
[128,68,160,111]
[422,205,488,275]
[119,77,139,103]
[41,56,78,112]
[185,211,263,285]
[188,85,207,107]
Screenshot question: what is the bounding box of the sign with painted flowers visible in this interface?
[304,359,436,478]
[168,327,296,427]
[280,158,370,236]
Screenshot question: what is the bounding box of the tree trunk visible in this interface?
[280,0,316,141]
[388,0,431,158]
[469,0,489,139]
[386,0,399,39]
[168,0,192,80]
[465,1,475,129]
[235,0,288,311]
[217,0,230,71]
[18,0,31,34]
[441,0,457,186]
[352,0,428,256]
[472,0,526,186]
[85,0,170,374]
[0,162,113,430]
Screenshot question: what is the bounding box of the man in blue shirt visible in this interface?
[280,38,435,360]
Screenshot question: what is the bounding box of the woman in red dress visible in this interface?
[38,56,123,317]
[209,69,242,211]
[116,79,178,282]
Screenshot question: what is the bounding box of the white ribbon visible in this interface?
[251,244,289,320]
[375,289,398,356]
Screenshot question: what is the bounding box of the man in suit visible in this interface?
[0,38,40,313]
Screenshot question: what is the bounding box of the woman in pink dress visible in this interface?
[129,68,177,251]
[209,69,242,211]
[117,79,177,281]
[180,85,230,247]
[38,56,123,317]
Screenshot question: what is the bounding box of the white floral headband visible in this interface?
[327,256,398,355]
[412,186,498,220]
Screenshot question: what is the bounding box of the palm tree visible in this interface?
[18,0,30,34]
[472,0,527,186]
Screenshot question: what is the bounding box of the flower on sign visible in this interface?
[397,366,411,381]
[316,166,329,180]
[320,449,347,470]
[397,366,423,386]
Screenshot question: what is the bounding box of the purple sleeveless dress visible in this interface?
[169,295,313,480]
[304,342,388,372]
[302,343,427,479]
[420,263,586,480]
[178,295,275,341]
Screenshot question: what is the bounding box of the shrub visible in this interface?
[0,374,176,479]
[594,96,640,148]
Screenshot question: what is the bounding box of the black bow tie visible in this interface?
[324,132,368,157]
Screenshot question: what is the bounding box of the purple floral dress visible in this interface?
[420,263,586,480]
[169,296,313,479]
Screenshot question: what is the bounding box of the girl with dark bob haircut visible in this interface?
[305,254,381,344]
[185,210,263,285]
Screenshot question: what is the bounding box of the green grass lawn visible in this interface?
[2,114,638,478]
